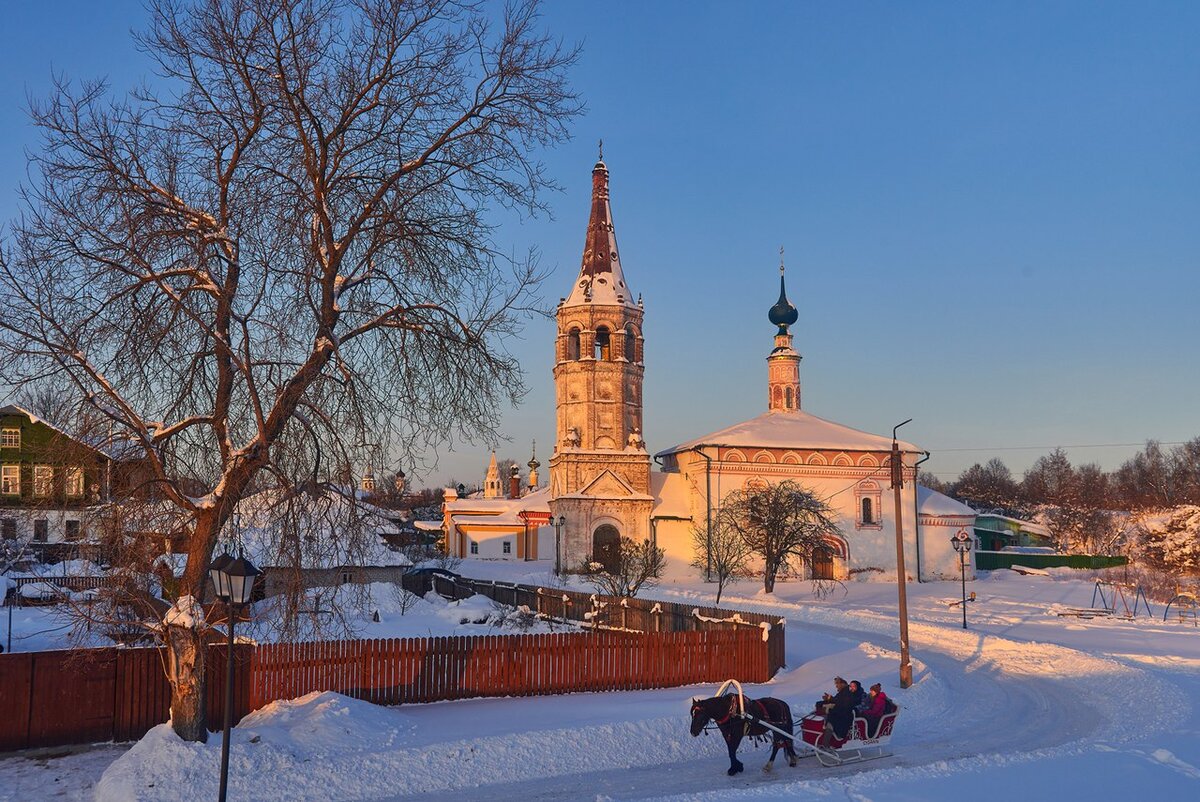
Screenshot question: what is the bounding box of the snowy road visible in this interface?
[396,603,1145,802]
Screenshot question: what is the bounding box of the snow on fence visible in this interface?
[429,575,787,677]
[249,628,770,710]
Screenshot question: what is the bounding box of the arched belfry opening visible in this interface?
[594,326,611,360]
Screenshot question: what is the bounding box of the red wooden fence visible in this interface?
[0,644,250,752]
[248,628,769,710]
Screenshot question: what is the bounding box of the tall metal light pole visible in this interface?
[554,515,565,575]
[209,551,260,802]
[891,419,914,689]
[952,531,972,629]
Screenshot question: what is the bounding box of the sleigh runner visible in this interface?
[693,680,899,772]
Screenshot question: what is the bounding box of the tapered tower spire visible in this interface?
[563,149,636,308]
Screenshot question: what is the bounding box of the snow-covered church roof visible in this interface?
[656,409,922,457]
[917,485,977,518]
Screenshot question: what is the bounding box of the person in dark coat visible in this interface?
[819,677,856,747]
[849,680,869,715]
[863,683,891,737]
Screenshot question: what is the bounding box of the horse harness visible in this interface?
[705,696,784,741]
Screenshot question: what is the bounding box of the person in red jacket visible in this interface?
[863,683,891,737]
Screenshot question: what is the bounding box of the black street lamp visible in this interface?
[553,515,566,574]
[209,550,260,802]
[951,531,973,629]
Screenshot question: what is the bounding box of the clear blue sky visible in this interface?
[2,1,1197,488]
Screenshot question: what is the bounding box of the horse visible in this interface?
[689,694,799,776]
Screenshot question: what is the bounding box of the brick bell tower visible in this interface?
[548,151,652,572]
[767,251,802,412]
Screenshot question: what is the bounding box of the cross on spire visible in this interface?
[780,245,785,275]
[598,138,604,161]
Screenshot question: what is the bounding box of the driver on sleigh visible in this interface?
[813,676,857,747]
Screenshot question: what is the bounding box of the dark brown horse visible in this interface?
[689,694,799,775]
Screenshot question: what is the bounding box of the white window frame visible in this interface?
[1,465,19,495]
[502,541,512,555]
[0,428,19,448]
[33,519,49,543]
[469,541,479,555]
[65,466,84,497]
[33,464,54,497]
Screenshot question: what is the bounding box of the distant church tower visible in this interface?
[483,450,502,499]
[548,152,652,571]
[767,252,802,412]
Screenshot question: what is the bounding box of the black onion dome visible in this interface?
[768,273,798,330]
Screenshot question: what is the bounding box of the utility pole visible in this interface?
[891,419,914,689]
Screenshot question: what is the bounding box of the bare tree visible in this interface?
[583,537,665,598]
[0,0,579,741]
[715,481,842,594]
[690,522,751,607]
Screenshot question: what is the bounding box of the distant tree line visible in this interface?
[919,438,1200,556]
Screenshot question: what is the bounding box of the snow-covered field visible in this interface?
[3,566,1199,801]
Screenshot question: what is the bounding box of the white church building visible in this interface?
[443,155,974,582]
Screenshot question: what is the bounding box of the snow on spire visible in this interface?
[563,151,637,308]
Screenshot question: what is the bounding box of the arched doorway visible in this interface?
[811,548,835,581]
[592,524,621,572]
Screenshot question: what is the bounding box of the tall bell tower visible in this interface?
[548,153,652,571]
[767,252,802,412]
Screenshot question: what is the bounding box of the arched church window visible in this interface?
[785,386,794,409]
[861,497,874,525]
[595,326,611,361]
[592,524,621,572]
[567,328,581,360]
[625,325,637,362]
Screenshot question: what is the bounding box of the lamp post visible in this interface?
[209,551,260,802]
[553,515,566,574]
[891,419,914,689]
[951,531,973,629]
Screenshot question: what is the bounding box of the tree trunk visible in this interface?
[166,620,208,742]
[763,562,776,594]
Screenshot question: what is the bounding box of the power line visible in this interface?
[930,441,1187,453]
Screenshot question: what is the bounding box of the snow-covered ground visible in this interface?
[0,586,579,654]
[3,566,1199,801]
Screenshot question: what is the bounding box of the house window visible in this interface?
[33,465,54,497]
[33,519,49,542]
[1,519,15,540]
[503,541,512,555]
[1,465,19,495]
[469,541,479,555]
[339,570,355,585]
[861,497,874,525]
[65,520,81,541]
[1,428,19,448]
[65,467,83,497]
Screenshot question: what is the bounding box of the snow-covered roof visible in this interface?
[233,488,412,569]
[657,409,922,457]
[918,485,977,518]
[445,486,552,516]
[0,404,141,461]
[974,513,1051,536]
[651,471,692,520]
[413,520,444,532]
